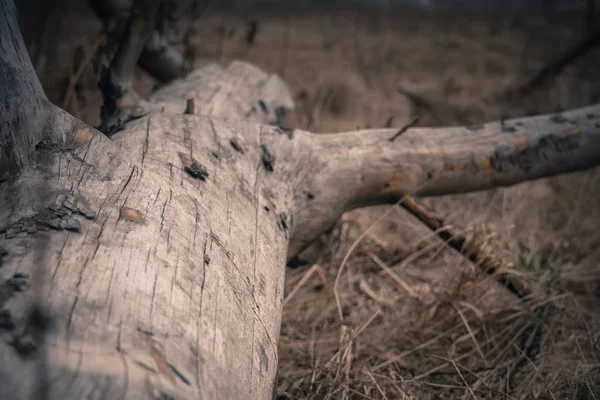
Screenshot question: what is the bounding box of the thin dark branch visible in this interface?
[514,29,600,97]
[399,195,529,299]
[388,116,420,141]
[98,0,159,133]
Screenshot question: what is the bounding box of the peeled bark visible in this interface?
[1,0,600,399]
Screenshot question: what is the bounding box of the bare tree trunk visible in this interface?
[1,2,293,398]
[1,0,600,399]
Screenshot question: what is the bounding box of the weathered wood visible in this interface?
[0,84,292,399]
[2,0,600,398]
[1,1,295,397]
[0,0,58,180]
[289,104,600,257]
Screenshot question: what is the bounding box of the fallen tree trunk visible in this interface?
[1,1,600,398]
[1,2,294,398]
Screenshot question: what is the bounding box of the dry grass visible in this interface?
[22,3,600,399]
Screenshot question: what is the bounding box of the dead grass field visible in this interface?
[21,2,600,398]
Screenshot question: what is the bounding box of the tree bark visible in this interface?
[1,0,600,399]
[1,2,294,398]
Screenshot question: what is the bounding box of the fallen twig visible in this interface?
[388,116,420,141]
[398,195,530,299]
[283,264,328,307]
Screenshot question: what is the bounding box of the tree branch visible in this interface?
[511,29,600,97]
[97,0,159,134]
[0,0,55,178]
[398,195,529,298]
[289,105,600,257]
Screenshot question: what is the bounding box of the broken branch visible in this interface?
[289,104,600,258]
[398,195,529,298]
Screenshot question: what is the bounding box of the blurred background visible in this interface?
[14,0,600,398]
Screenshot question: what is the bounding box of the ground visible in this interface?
[19,2,600,399]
